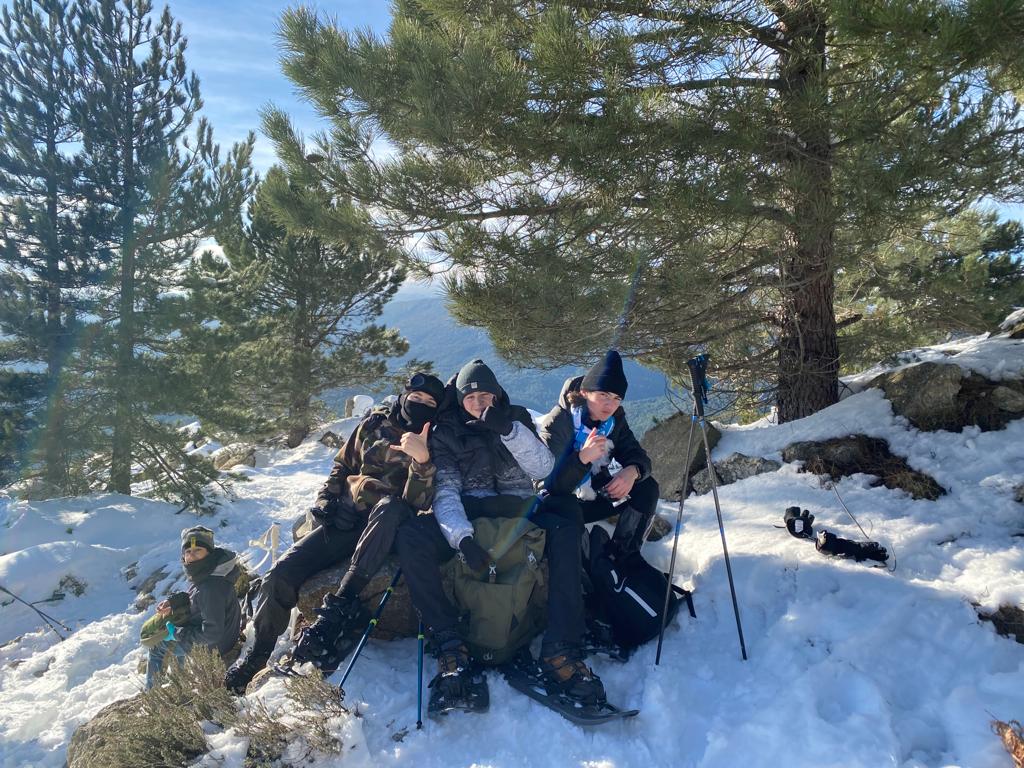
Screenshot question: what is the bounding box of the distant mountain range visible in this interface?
[323,295,682,435]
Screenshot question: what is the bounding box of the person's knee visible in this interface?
[260,564,300,605]
[373,497,414,529]
[644,476,660,500]
[538,495,584,529]
[395,514,430,557]
[632,475,658,503]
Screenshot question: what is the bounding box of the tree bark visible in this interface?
[42,19,66,492]
[109,30,136,494]
[775,2,839,423]
[285,294,312,449]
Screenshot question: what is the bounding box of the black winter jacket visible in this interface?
[537,376,653,496]
[177,547,242,657]
[430,384,555,548]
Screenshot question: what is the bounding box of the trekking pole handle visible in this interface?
[687,354,709,419]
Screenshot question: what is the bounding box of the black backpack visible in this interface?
[583,525,694,652]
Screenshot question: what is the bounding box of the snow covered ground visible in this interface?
[1,333,1023,768]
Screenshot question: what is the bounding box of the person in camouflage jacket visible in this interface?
[225,372,445,694]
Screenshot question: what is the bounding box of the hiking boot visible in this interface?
[431,632,474,698]
[224,649,270,695]
[291,593,367,671]
[427,631,489,714]
[539,646,606,707]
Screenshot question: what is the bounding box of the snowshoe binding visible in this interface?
[426,634,489,717]
[582,619,632,663]
[502,648,638,726]
[291,592,368,675]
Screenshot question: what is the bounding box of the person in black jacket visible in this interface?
[395,359,606,710]
[144,526,242,688]
[538,350,659,557]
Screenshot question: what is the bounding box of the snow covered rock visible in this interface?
[210,442,256,471]
[782,434,945,500]
[867,361,1024,432]
[318,430,342,449]
[641,411,721,499]
[344,394,374,418]
[691,453,782,496]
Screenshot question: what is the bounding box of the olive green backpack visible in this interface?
[447,517,548,665]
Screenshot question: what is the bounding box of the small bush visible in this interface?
[70,648,351,768]
[238,671,347,766]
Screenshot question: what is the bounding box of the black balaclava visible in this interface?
[399,371,444,431]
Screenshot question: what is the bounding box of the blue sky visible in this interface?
[170,1,1022,224]
[168,1,393,173]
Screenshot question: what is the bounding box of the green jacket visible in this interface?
[139,602,191,649]
[318,401,436,512]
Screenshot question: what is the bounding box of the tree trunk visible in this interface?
[775,2,839,423]
[42,44,66,492]
[109,46,136,494]
[285,296,312,449]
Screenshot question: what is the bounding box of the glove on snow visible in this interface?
[783,506,815,539]
[815,530,888,564]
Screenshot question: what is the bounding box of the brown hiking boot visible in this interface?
[539,648,606,706]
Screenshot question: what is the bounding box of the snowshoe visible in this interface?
[502,650,638,726]
[426,635,489,717]
[291,593,367,675]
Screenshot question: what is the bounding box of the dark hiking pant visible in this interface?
[395,493,585,656]
[249,496,414,656]
[581,476,660,555]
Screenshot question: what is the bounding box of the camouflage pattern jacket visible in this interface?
[317,401,437,513]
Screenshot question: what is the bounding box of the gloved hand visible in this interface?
[458,536,492,573]
[783,506,815,539]
[310,497,362,531]
[469,403,514,436]
[167,591,191,623]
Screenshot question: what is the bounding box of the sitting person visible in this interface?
[141,526,242,689]
[538,350,659,557]
[224,372,444,694]
[396,359,605,711]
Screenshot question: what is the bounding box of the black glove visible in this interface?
[468,404,514,436]
[783,506,815,539]
[458,536,492,573]
[167,591,191,613]
[815,530,889,564]
[310,497,361,531]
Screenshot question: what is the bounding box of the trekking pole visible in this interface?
[655,397,699,665]
[416,620,425,729]
[690,355,748,661]
[0,584,70,640]
[337,568,403,691]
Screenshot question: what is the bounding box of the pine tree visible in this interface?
[0,0,101,491]
[264,0,1024,421]
[70,0,253,506]
[838,210,1024,368]
[187,165,407,447]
